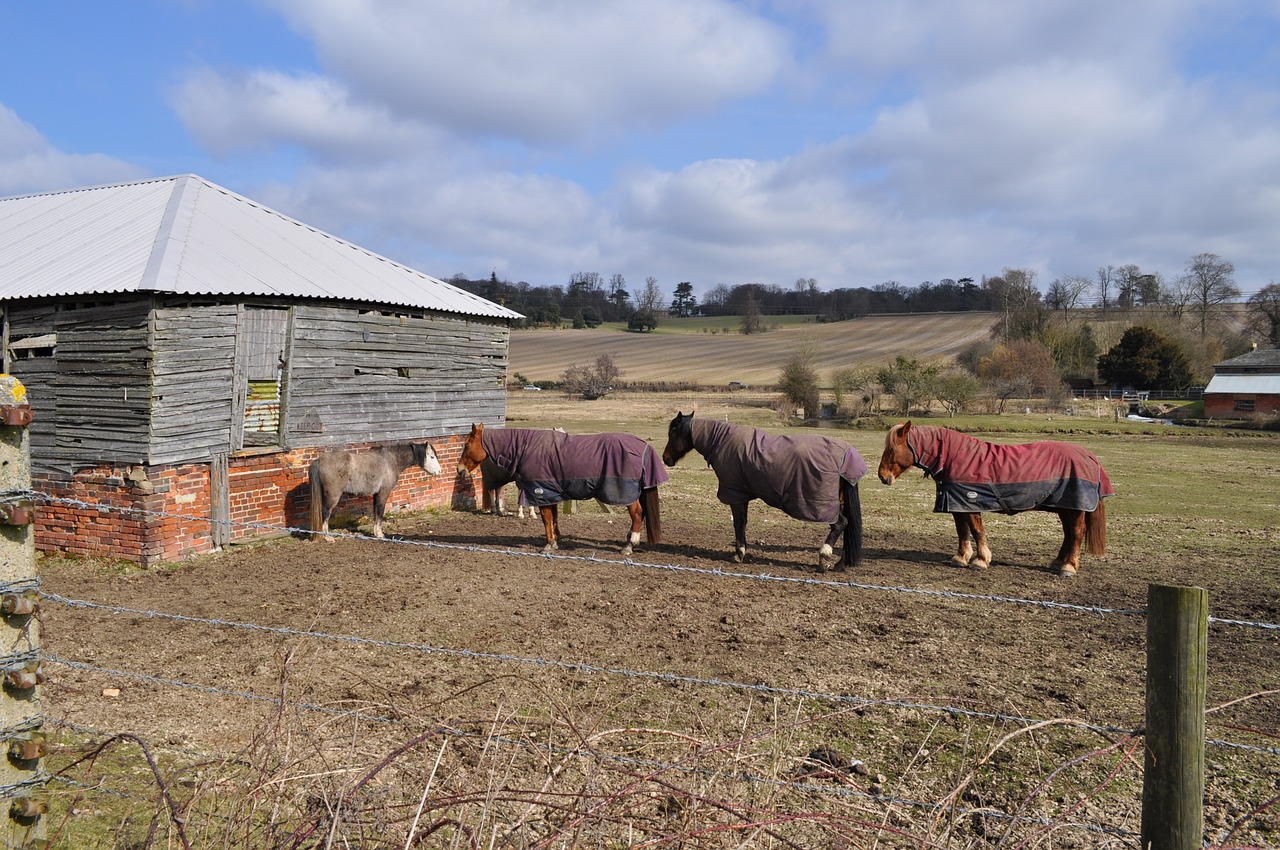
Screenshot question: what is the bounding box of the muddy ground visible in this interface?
[38,439,1280,847]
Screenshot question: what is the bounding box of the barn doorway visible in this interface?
[232,306,291,450]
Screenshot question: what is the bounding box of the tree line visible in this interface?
[449,254,1277,343]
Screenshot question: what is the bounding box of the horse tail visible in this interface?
[642,487,662,544]
[309,460,324,539]
[841,477,863,569]
[1085,499,1107,556]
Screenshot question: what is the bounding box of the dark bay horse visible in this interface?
[661,411,866,571]
[457,423,665,554]
[877,421,1112,577]
[309,442,442,541]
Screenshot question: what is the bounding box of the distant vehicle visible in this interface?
[728,381,749,390]
[523,385,542,391]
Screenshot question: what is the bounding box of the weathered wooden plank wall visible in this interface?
[150,303,238,465]
[5,296,512,472]
[6,299,153,472]
[287,305,509,444]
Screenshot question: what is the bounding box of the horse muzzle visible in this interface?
[877,469,896,485]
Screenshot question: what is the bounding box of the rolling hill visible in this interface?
[507,312,1000,387]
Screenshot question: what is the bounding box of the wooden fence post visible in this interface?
[0,375,44,847]
[1142,583,1207,850]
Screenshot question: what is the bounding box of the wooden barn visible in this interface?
[1203,347,1280,419]
[0,174,522,565]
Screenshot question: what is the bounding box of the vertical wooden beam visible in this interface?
[1142,583,1207,850]
[0,375,44,846]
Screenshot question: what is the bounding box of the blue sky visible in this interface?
[3,0,1279,300]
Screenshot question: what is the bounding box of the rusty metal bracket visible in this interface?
[6,730,45,763]
[0,502,35,526]
[0,405,32,427]
[8,794,46,820]
[2,663,44,691]
[0,590,39,617]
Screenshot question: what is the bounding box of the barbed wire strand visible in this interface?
[43,600,1280,757]
[26,490,1280,630]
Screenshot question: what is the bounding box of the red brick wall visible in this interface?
[1203,393,1280,419]
[34,436,482,566]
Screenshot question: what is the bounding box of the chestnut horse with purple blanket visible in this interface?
[457,423,665,554]
[877,421,1112,577]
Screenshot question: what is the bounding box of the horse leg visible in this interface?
[620,501,643,555]
[969,514,992,568]
[321,490,343,543]
[539,505,559,553]
[730,502,749,563]
[950,514,974,566]
[819,517,845,572]
[1052,509,1086,577]
[371,490,389,538]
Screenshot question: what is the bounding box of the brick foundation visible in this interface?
[33,436,482,566]
[1203,393,1280,419]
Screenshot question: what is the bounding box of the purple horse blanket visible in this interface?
[906,426,1113,514]
[691,418,867,523]
[481,428,668,508]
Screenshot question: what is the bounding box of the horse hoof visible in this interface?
[1058,566,1078,578]
[620,544,633,556]
[949,556,968,568]
[969,559,989,570]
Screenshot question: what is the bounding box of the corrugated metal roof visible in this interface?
[1203,375,1280,394]
[0,174,522,320]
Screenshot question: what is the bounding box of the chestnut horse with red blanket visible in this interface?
[877,421,1112,577]
[457,423,665,554]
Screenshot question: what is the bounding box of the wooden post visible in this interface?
[0,375,44,847]
[1142,583,1207,850]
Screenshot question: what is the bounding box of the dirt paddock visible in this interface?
[36,395,1280,847]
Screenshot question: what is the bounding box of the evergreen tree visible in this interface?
[1097,326,1193,390]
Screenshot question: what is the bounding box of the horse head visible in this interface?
[662,411,696,467]
[456,423,487,475]
[877,421,915,485]
[416,442,443,476]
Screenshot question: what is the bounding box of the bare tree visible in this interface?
[778,337,821,419]
[1045,274,1092,320]
[1246,282,1280,348]
[1095,265,1116,314]
[1180,252,1241,337]
[560,353,622,400]
[633,276,664,315]
[739,294,765,335]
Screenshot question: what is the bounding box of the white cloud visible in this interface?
[149,1,1280,291]
[172,68,438,160]
[263,0,789,144]
[0,105,146,196]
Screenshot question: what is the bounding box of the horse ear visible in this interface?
[901,420,912,437]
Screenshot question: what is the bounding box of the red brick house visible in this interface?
[0,175,521,565]
[1202,347,1280,419]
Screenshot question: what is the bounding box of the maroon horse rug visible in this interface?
[480,428,668,508]
[689,417,867,523]
[905,425,1113,514]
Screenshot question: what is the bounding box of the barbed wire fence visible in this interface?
[14,488,1280,847]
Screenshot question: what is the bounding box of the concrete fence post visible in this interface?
[1142,583,1207,850]
[0,375,44,847]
